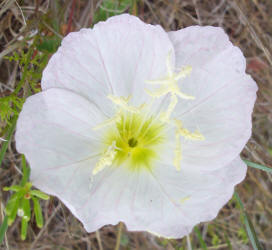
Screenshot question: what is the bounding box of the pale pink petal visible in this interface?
[33,150,245,238]
[168,26,257,170]
[144,157,246,238]
[42,14,174,108]
[15,88,106,184]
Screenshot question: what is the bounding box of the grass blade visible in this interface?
[194,226,207,250]
[0,115,17,168]
[0,216,8,244]
[21,217,28,240]
[243,160,272,173]
[234,191,262,250]
[30,190,49,200]
[32,197,43,228]
[20,155,30,186]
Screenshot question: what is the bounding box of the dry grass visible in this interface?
[0,0,272,249]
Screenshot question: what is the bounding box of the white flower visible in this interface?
[15,14,257,238]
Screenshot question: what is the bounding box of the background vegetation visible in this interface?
[0,0,272,249]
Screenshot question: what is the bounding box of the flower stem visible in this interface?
[95,230,103,250]
[114,222,123,250]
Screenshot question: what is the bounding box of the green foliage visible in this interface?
[234,192,262,250]
[93,0,135,24]
[5,47,49,94]
[0,95,24,124]
[120,233,129,246]
[1,158,50,242]
[0,115,17,168]
[243,159,272,173]
[207,224,222,247]
[238,227,249,244]
[37,37,61,53]
[194,226,207,249]
[211,233,221,246]
[0,216,8,244]
[0,27,54,244]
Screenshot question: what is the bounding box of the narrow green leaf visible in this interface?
[223,231,232,250]
[20,155,30,186]
[234,192,262,250]
[7,197,21,226]
[3,185,21,192]
[243,160,272,173]
[30,190,49,200]
[20,218,28,240]
[13,42,36,95]
[25,182,32,191]
[36,37,61,53]
[194,226,207,250]
[5,192,22,216]
[0,115,17,168]
[21,198,31,221]
[0,216,8,244]
[32,197,43,228]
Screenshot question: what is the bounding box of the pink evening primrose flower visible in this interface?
[15,14,257,238]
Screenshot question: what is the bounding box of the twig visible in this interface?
[0,202,9,250]
[14,0,27,26]
[96,230,103,250]
[114,222,123,250]
[30,203,61,250]
[66,0,77,35]
[232,0,272,67]
[186,234,192,250]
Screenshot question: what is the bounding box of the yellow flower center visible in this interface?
[103,111,166,172]
[92,51,205,176]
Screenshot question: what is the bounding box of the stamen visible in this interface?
[180,196,190,204]
[160,94,178,123]
[172,120,204,171]
[94,95,145,131]
[174,119,205,141]
[175,91,195,100]
[174,66,192,81]
[108,94,140,113]
[145,86,170,97]
[92,141,117,175]
[145,51,194,121]
[174,132,182,171]
[93,113,121,130]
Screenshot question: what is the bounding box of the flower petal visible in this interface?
[42,14,174,108]
[15,88,106,183]
[30,138,245,239]
[168,26,257,170]
[145,156,246,238]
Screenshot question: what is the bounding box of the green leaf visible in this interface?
[37,37,61,53]
[93,0,132,24]
[32,197,44,228]
[234,192,262,250]
[21,198,31,221]
[20,218,28,240]
[5,192,22,216]
[24,182,32,191]
[3,185,21,192]
[0,216,8,244]
[0,115,17,168]
[20,155,30,186]
[243,160,272,174]
[0,95,24,123]
[7,196,21,226]
[30,190,50,200]
[223,231,233,250]
[194,226,207,250]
